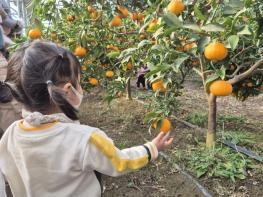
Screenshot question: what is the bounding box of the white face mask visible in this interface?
[70,85,83,110]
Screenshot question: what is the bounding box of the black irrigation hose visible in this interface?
[159,152,213,197]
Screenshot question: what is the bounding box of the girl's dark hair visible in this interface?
[0,40,81,120]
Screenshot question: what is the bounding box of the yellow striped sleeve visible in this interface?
[145,142,158,161]
[89,132,148,172]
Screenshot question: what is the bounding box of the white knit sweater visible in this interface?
[0,112,158,197]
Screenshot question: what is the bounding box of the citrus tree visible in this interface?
[27,0,149,101]
[26,0,263,148]
[119,0,263,148]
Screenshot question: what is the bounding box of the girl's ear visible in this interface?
[63,83,72,94]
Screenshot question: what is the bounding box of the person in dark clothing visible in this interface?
[136,64,150,89]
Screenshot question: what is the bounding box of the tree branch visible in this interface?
[230,46,254,62]
[198,55,209,99]
[228,59,263,85]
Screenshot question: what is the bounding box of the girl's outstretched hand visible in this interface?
[152,132,173,152]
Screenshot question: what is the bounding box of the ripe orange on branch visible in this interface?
[152,80,166,92]
[204,42,228,61]
[131,12,138,21]
[152,118,171,133]
[147,18,158,32]
[106,44,119,51]
[127,62,133,70]
[90,11,98,20]
[110,15,122,27]
[167,0,185,16]
[87,6,96,13]
[106,71,114,78]
[67,15,75,22]
[183,42,195,51]
[137,13,144,20]
[209,80,233,96]
[117,5,129,18]
[28,28,42,39]
[74,46,87,58]
[89,78,98,86]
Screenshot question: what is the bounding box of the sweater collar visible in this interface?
[22,108,80,127]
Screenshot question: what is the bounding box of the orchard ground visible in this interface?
[79,78,262,197]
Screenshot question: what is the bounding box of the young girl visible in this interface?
[0,41,173,197]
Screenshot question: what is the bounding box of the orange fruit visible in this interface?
[131,12,138,21]
[74,46,87,58]
[183,42,194,51]
[246,82,253,87]
[204,42,228,61]
[209,80,233,96]
[139,34,146,40]
[106,44,119,51]
[84,60,93,65]
[110,15,122,27]
[167,0,185,16]
[152,118,171,133]
[28,28,42,39]
[152,80,166,92]
[106,70,114,78]
[137,13,144,20]
[90,11,98,19]
[67,15,75,22]
[117,6,129,18]
[89,78,98,86]
[87,6,95,13]
[50,32,57,40]
[148,18,158,31]
[127,62,133,70]
[192,60,199,66]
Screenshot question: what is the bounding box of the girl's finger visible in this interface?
[164,138,173,146]
[160,132,170,143]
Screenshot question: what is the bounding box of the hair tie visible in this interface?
[46,80,53,85]
[0,80,6,86]
[58,53,63,59]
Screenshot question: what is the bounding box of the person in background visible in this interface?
[136,63,150,90]
[0,0,23,137]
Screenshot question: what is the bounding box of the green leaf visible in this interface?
[197,36,211,53]
[151,45,164,51]
[193,68,202,77]
[194,4,206,21]
[172,55,189,72]
[196,169,207,178]
[237,25,251,35]
[144,112,159,123]
[153,27,164,38]
[163,12,183,27]
[183,23,201,32]
[138,40,152,48]
[205,74,220,93]
[223,6,238,15]
[229,0,244,8]
[107,51,120,59]
[227,35,239,50]
[236,174,246,180]
[201,24,225,32]
[163,27,177,36]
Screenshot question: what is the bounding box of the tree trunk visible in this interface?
[126,77,132,100]
[206,94,217,149]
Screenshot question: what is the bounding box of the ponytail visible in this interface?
[0,81,12,103]
[46,81,78,120]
